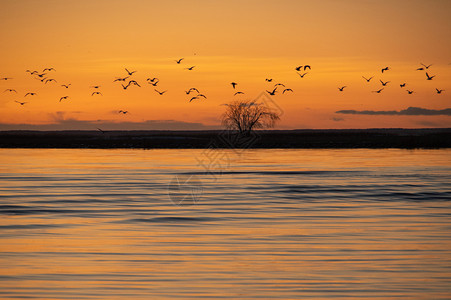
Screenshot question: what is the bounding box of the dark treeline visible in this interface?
[0,129,450,149]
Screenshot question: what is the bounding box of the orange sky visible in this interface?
[0,0,450,130]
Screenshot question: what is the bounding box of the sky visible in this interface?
[0,0,450,130]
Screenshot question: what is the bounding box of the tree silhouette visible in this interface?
[221,100,280,135]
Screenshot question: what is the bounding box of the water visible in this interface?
[0,148,450,299]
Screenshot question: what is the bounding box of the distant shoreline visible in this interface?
[0,129,450,149]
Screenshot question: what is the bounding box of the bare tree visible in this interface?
[221,100,280,135]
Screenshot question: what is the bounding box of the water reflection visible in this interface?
[0,149,450,299]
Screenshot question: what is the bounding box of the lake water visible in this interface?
[0,148,450,299]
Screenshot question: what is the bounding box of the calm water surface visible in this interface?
[0,148,450,299]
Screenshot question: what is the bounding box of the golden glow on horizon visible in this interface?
[0,0,450,129]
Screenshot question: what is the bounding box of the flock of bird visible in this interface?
[0,60,446,115]
[336,63,445,95]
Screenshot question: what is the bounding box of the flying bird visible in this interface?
[338,86,347,91]
[372,88,384,93]
[118,110,129,114]
[304,65,311,70]
[35,73,47,78]
[45,78,57,84]
[43,68,56,72]
[0,77,13,80]
[175,58,184,64]
[128,80,141,87]
[234,91,244,96]
[265,78,273,82]
[435,88,444,94]
[380,80,390,86]
[362,76,373,82]
[266,88,277,95]
[282,88,293,94]
[185,66,195,70]
[295,66,303,71]
[91,85,101,89]
[121,83,130,90]
[381,67,390,73]
[416,67,424,71]
[61,84,71,88]
[400,83,406,88]
[274,83,285,87]
[186,87,199,94]
[125,68,136,76]
[4,89,17,93]
[147,77,159,82]
[406,90,414,94]
[231,82,237,89]
[59,96,69,102]
[24,92,36,97]
[425,72,435,80]
[297,72,308,78]
[154,89,166,95]
[197,94,207,98]
[189,96,199,102]
[15,101,27,105]
[420,63,432,69]
[92,92,102,96]
[113,76,129,82]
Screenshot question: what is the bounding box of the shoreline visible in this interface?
[0,128,450,149]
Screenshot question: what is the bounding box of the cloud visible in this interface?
[336,107,451,116]
[0,118,220,131]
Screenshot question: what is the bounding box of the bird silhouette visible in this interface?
[362,76,373,82]
[26,70,37,74]
[265,78,273,82]
[61,84,71,88]
[189,96,199,102]
[39,78,47,83]
[297,72,308,78]
[59,96,69,102]
[406,90,414,94]
[128,80,141,87]
[304,65,311,70]
[97,128,106,134]
[425,72,435,80]
[91,85,101,89]
[147,77,159,83]
[416,67,424,71]
[43,68,56,72]
[400,83,406,88]
[154,89,166,95]
[148,81,159,86]
[92,92,102,96]
[45,78,57,84]
[274,83,285,87]
[35,73,47,78]
[234,91,244,96]
[118,110,129,114]
[338,86,346,91]
[197,94,207,98]
[295,66,303,71]
[0,77,13,80]
[15,100,27,105]
[435,88,444,94]
[121,83,130,90]
[266,88,277,95]
[380,80,390,86]
[381,67,390,73]
[231,82,237,89]
[185,66,195,70]
[125,68,136,76]
[24,92,36,97]
[186,87,199,94]
[175,58,184,64]
[282,88,293,94]
[372,88,384,93]
[113,76,129,82]
[421,63,432,69]
[4,89,17,93]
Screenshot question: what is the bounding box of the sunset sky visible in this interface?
[0,0,450,130]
